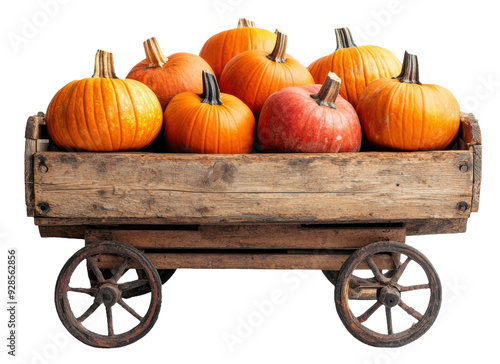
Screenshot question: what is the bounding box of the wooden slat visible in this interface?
[471,144,482,212]
[84,225,406,249]
[33,151,473,222]
[95,251,396,270]
[460,112,482,147]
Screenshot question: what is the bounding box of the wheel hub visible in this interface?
[378,286,401,308]
[96,284,121,307]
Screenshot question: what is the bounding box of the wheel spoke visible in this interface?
[87,257,105,283]
[117,298,143,321]
[390,257,412,284]
[386,307,393,335]
[77,301,101,322]
[68,287,98,296]
[356,301,382,323]
[112,257,130,282]
[398,300,423,321]
[366,256,388,283]
[106,306,114,336]
[399,283,430,292]
[119,279,149,292]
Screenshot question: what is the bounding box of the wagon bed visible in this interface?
[24,112,482,348]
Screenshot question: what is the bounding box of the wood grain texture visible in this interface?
[33,151,473,222]
[95,250,396,270]
[85,225,406,249]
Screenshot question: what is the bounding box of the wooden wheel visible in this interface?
[88,267,175,299]
[55,242,162,348]
[335,241,441,347]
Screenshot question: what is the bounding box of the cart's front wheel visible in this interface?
[55,242,162,348]
[335,241,441,347]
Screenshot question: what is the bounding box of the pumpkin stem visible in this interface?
[92,50,118,78]
[335,27,357,49]
[393,51,421,85]
[200,71,223,105]
[310,72,341,109]
[143,37,169,68]
[238,18,255,27]
[267,30,287,63]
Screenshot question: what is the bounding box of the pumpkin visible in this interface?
[307,27,401,108]
[46,50,163,152]
[219,30,314,118]
[164,71,255,153]
[357,51,460,151]
[257,72,362,152]
[126,37,214,111]
[199,18,276,80]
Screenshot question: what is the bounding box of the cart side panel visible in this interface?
[33,151,473,223]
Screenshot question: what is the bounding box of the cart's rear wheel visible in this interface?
[335,241,441,347]
[55,241,162,348]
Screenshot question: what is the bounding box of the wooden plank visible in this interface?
[34,217,469,236]
[460,112,482,147]
[84,225,406,249]
[24,139,37,217]
[471,145,482,212]
[33,151,473,222]
[95,251,396,270]
[39,226,85,239]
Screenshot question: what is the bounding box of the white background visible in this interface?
[1,0,498,363]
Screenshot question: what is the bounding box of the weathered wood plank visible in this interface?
[471,145,482,212]
[95,251,396,270]
[34,218,469,236]
[85,225,406,249]
[33,151,473,222]
[460,112,482,147]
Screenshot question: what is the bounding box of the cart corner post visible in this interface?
[25,112,49,217]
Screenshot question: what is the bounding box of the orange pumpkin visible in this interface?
[164,71,255,153]
[199,18,276,80]
[127,37,213,110]
[357,51,460,151]
[219,30,314,118]
[308,27,401,108]
[46,50,163,151]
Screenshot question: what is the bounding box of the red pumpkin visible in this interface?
[220,30,314,118]
[357,51,460,151]
[164,71,255,153]
[258,72,362,153]
[199,18,276,80]
[127,37,213,110]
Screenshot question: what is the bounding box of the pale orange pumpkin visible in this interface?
[127,37,213,110]
[357,51,460,151]
[46,50,163,151]
[308,27,401,108]
[164,71,255,154]
[219,30,314,118]
[199,18,276,80]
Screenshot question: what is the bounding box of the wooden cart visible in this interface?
[24,112,482,348]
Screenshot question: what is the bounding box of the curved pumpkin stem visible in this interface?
[267,30,288,63]
[393,51,422,85]
[335,28,357,49]
[92,50,118,79]
[238,18,255,27]
[200,71,223,105]
[311,72,341,109]
[144,37,168,68]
